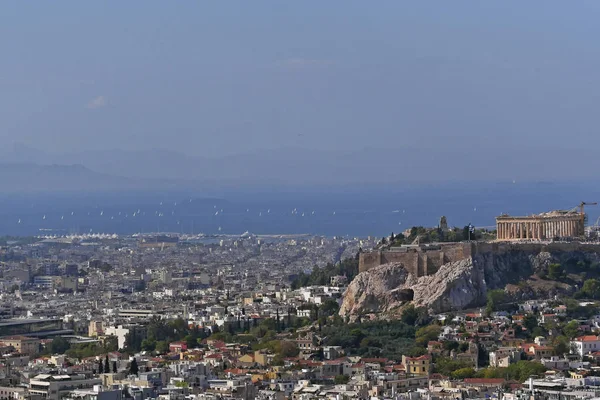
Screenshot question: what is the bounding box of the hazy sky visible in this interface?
[2,1,600,157]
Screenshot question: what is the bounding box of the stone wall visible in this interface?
[359,242,472,277]
[359,242,600,277]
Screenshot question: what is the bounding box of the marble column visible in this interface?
[568,220,573,237]
[520,222,524,239]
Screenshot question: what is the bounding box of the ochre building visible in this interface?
[496,211,583,241]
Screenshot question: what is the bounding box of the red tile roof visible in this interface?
[575,335,599,342]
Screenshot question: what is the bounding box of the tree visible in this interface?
[583,279,600,299]
[129,358,139,376]
[112,361,118,373]
[451,367,476,380]
[319,299,340,318]
[486,289,506,315]
[156,341,169,354]
[104,355,110,373]
[49,337,71,354]
[334,375,350,384]
[415,325,441,347]
[98,359,104,374]
[401,304,419,325]
[563,320,580,339]
[548,264,564,280]
[522,314,538,333]
[141,339,156,352]
[443,341,460,353]
[279,341,300,358]
[553,335,570,355]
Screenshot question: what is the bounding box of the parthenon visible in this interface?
[496,210,584,241]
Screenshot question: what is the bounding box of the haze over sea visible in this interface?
[1,181,599,238]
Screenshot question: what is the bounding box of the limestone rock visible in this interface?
[340,247,600,317]
[339,263,409,316]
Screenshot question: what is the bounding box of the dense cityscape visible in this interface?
[0,220,599,399]
[3,1,600,399]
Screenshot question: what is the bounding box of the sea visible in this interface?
[1,181,599,238]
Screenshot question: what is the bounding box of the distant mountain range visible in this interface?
[0,162,186,193]
[0,142,598,193]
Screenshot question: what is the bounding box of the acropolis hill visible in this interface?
[344,208,600,315]
[359,208,595,276]
[359,241,600,276]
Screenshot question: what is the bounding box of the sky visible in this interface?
[2,1,600,159]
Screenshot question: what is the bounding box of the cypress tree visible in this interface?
[129,358,139,376]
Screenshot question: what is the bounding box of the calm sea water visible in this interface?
[1,181,599,237]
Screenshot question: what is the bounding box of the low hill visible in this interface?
[340,242,600,317]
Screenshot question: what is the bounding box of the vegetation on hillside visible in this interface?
[386,226,494,246]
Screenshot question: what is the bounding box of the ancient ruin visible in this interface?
[496,210,584,241]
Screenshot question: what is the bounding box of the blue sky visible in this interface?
[2,1,600,159]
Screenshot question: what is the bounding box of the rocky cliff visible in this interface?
[339,246,600,316]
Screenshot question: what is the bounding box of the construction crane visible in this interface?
[580,201,598,233]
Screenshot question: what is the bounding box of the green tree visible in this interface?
[552,335,570,355]
[415,325,441,347]
[319,299,340,318]
[443,341,459,352]
[279,341,299,358]
[156,341,169,354]
[129,358,139,376]
[547,264,564,280]
[522,314,538,333]
[104,355,110,373]
[141,339,156,352]
[451,367,476,380]
[486,289,506,315]
[563,321,580,339]
[401,304,419,325]
[334,375,350,384]
[112,361,118,373]
[582,279,600,299]
[49,337,71,354]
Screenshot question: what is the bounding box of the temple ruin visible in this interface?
[496,210,584,241]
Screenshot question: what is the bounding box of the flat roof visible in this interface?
[0,319,62,327]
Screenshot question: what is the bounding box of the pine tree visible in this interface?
[276,309,281,332]
[112,361,118,373]
[129,358,139,376]
[98,359,104,374]
[105,355,110,373]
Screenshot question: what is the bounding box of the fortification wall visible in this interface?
[359,242,600,277]
[359,242,473,277]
